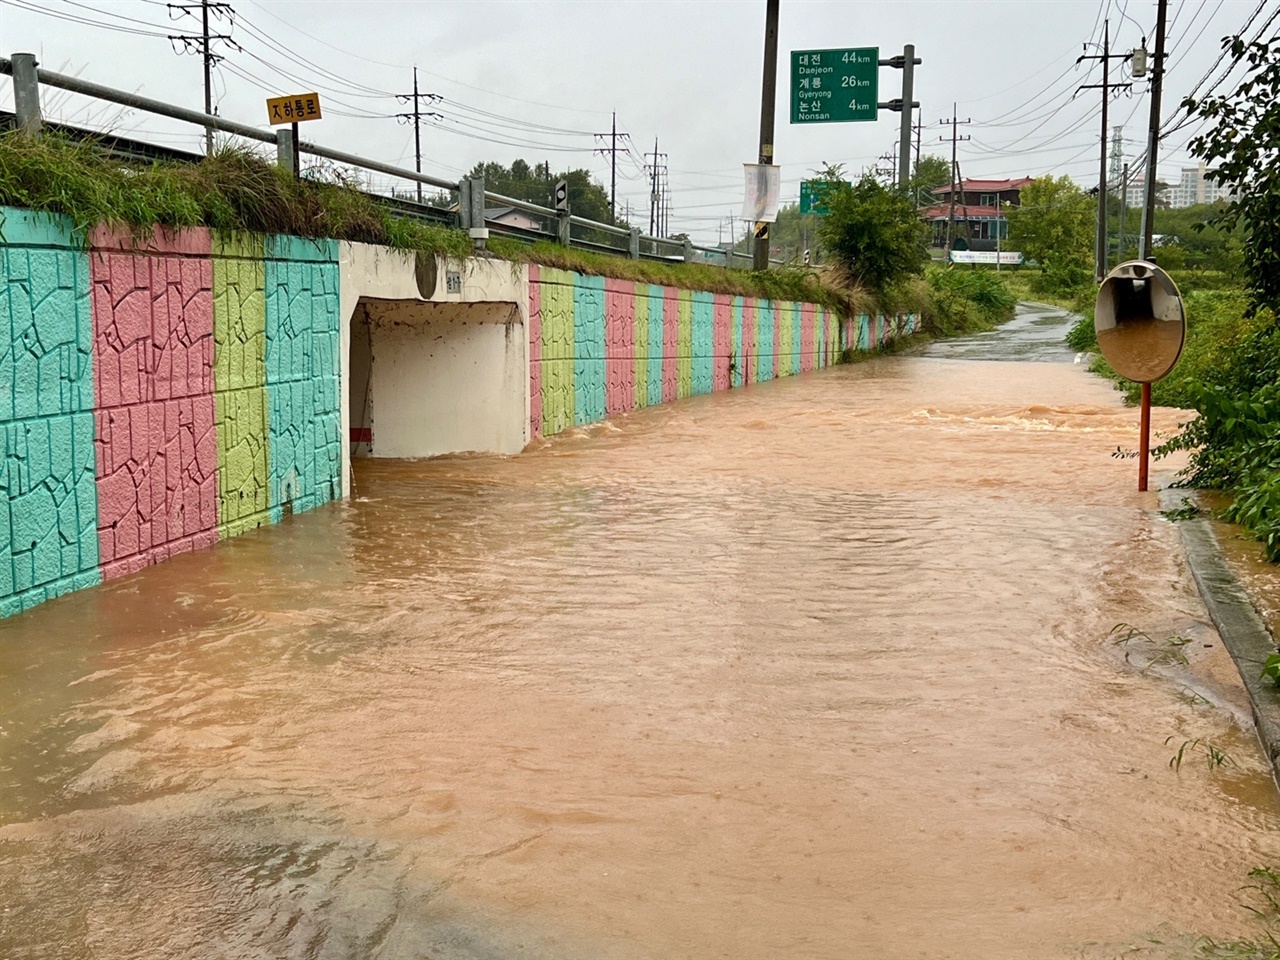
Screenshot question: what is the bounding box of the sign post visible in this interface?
[266,92,322,177]
[790,47,879,124]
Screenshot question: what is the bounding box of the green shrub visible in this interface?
[919,267,1016,337]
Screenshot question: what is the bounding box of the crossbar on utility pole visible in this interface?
[939,105,971,253]
[396,67,442,204]
[1078,20,1132,282]
[594,112,627,222]
[167,0,235,156]
[753,0,780,271]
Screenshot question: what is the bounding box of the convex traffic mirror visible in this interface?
[1094,260,1186,384]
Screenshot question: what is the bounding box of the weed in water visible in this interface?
[1111,623,1151,647]
[1166,736,1236,773]
[1163,503,1204,522]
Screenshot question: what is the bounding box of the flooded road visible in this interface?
[4,302,1280,958]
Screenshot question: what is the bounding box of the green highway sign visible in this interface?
[799,180,837,215]
[790,47,878,124]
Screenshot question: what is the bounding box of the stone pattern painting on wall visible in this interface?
[0,209,341,617]
[526,264,916,439]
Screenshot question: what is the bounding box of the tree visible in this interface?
[464,160,617,226]
[817,174,928,292]
[1005,174,1094,291]
[1184,32,1280,309]
[908,154,951,207]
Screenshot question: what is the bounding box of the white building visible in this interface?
[1166,162,1232,208]
[1119,162,1230,209]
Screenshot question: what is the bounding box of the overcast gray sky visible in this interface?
[0,0,1268,244]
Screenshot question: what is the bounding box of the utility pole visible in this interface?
[1078,20,1131,282]
[754,0,780,270]
[594,112,628,222]
[938,104,970,252]
[168,0,236,155]
[646,139,667,236]
[1141,0,1169,260]
[395,67,442,204]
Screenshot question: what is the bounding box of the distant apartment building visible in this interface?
[1122,162,1230,209]
[1166,162,1232,208]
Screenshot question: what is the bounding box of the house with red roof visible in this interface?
[920,177,1033,252]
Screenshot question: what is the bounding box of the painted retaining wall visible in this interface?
[3,220,915,617]
[0,209,340,616]
[526,264,916,439]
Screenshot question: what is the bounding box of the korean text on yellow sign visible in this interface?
[266,93,322,125]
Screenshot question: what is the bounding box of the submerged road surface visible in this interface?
[3,303,1280,958]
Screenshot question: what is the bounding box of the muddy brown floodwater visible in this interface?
[4,303,1280,959]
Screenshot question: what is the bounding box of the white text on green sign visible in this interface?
[790,47,878,124]
[800,180,838,215]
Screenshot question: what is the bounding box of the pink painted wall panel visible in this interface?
[528,264,542,439]
[713,294,732,392]
[95,398,218,580]
[604,279,635,416]
[90,233,218,579]
[801,303,816,372]
[661,287,678,403]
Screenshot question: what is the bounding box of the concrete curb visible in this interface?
[1161,489,1280,778]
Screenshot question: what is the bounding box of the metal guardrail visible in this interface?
[1,53,761,268]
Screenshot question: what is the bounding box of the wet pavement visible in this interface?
[913,300,1082,363]
[3,305,1279,959]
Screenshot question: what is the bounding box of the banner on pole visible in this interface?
[742,164,782,223]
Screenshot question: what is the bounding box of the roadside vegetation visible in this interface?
[1052,31,1280,562]
[814,165,1017,338]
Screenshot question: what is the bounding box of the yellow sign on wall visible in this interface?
[266,93,322,125]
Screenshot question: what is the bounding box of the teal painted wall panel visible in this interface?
[0,210,98,617]
[731,297,744,388]
[691,291,714,396]
[265,254,341,519]
[757,301,774,382]
[646,285,664,406]
[573,275,606,425]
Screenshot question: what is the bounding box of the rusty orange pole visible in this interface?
[1138,381,1151,492]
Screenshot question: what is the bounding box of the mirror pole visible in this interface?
[1139,381,1151,492]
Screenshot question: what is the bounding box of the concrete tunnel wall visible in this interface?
[336,242,528,477]
[2,212,917,617]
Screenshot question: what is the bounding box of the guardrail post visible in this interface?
[467,176,488,250]
[457,179,472,230]
[276,127,296,176]
[683,237,694,262]
[629,227,640,259]
[12,53,42,137]
[557,210,571,247]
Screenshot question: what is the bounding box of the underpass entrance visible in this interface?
[347,296,525,459]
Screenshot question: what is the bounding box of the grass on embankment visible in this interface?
[0,131,474,258]
[0,132,862,312]
[0,132,1018,332]
[487,237,872,314]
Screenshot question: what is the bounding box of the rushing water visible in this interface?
[4,303,1280,959]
